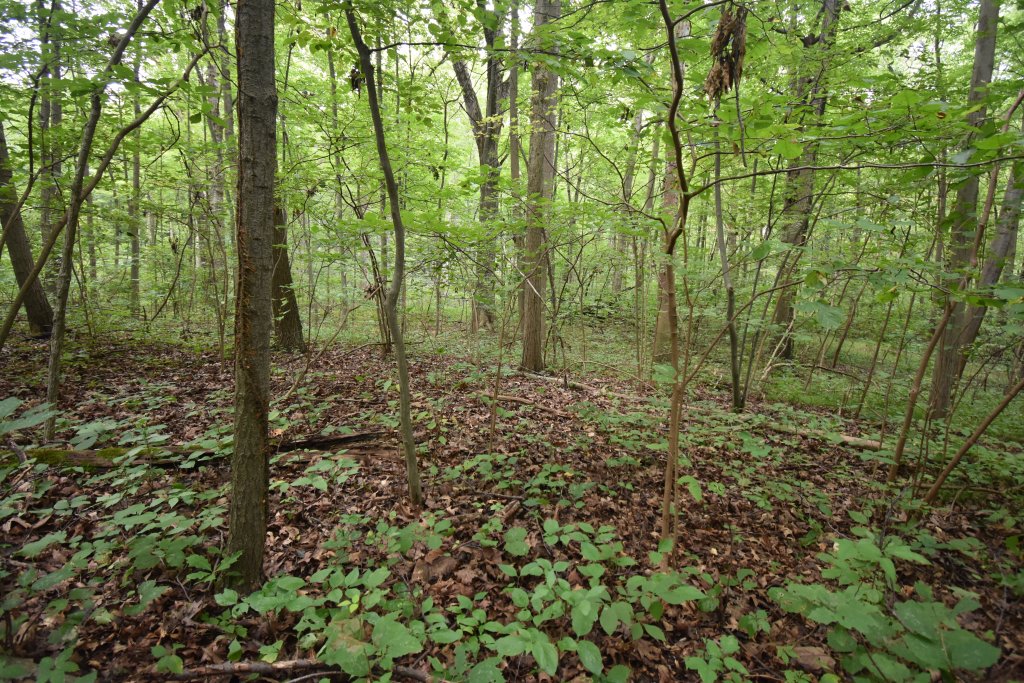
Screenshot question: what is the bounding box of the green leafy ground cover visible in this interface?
[1,338,1022,681]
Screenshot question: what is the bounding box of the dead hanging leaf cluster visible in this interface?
[704,4,748,102]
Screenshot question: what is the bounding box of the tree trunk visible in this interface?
[928,0,999,419]
[957,158,1023,375]
[129,19,142,318]
[450,3,507,332]
[228,0,277,592]
[520,0,560,372]
[652,21,689,365]
[44,0,161,441]
[770,0,841,360]
[347,7,423,508]
[37,0,63,295]
[272,205,307,352]
[0,121,53,336]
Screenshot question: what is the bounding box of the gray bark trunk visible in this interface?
[521,0,560,372]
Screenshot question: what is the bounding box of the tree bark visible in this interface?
[37,0,63,295]
[0,120,53,336]
[927,0,999,419]
[272,205,307,352]
[520,0,560,372]
[956,158,1024,375]
[129,13,142,317]
[42,0,161,441]
[651,22,688,366]
[450,2,507,332]
[228,0,277,591]
[347,7,423,508]
[770,0,841,360]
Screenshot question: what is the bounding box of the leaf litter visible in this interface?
[1,338,1021,680]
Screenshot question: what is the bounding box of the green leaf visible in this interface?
[19,531,67,558]
[531,633,559,675]
[571,601,598,636]
[372,616,423,660]
[773,138,803,160]
[214,589,239,606]
[942,628,1000,670]
[576,639,603,674]
[504,526,530,557]
[467,657,504,683]
[749,240,772,261]
[494,634,529,657]
[275,575,306,591]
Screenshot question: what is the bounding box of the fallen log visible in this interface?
[473,392,570,418]
[2,430,386,469]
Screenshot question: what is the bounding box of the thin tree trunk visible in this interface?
[956,152,1024,374]
[713,121,742,411]
[228,0,277,591]
[347,7,423,508]
[44,0,161,440]
[129,14,142,318]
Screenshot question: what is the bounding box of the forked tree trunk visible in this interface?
[228,0,277,591]
[520,0,560,372]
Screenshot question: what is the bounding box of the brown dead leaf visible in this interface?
[794,645,835,672]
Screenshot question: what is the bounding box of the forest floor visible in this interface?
[1,335,1022,681]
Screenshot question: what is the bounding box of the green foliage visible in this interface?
[772,533,1000,681]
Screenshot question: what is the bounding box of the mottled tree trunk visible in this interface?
[451,2,508,332]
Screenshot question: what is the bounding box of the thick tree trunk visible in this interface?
[770,0,841,360]
[928,0,999,419]
[521,0,560,372]
[271,206,307,352]
[0,121,53,336]
[956,159,1023,375]
[228,0,277,592]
